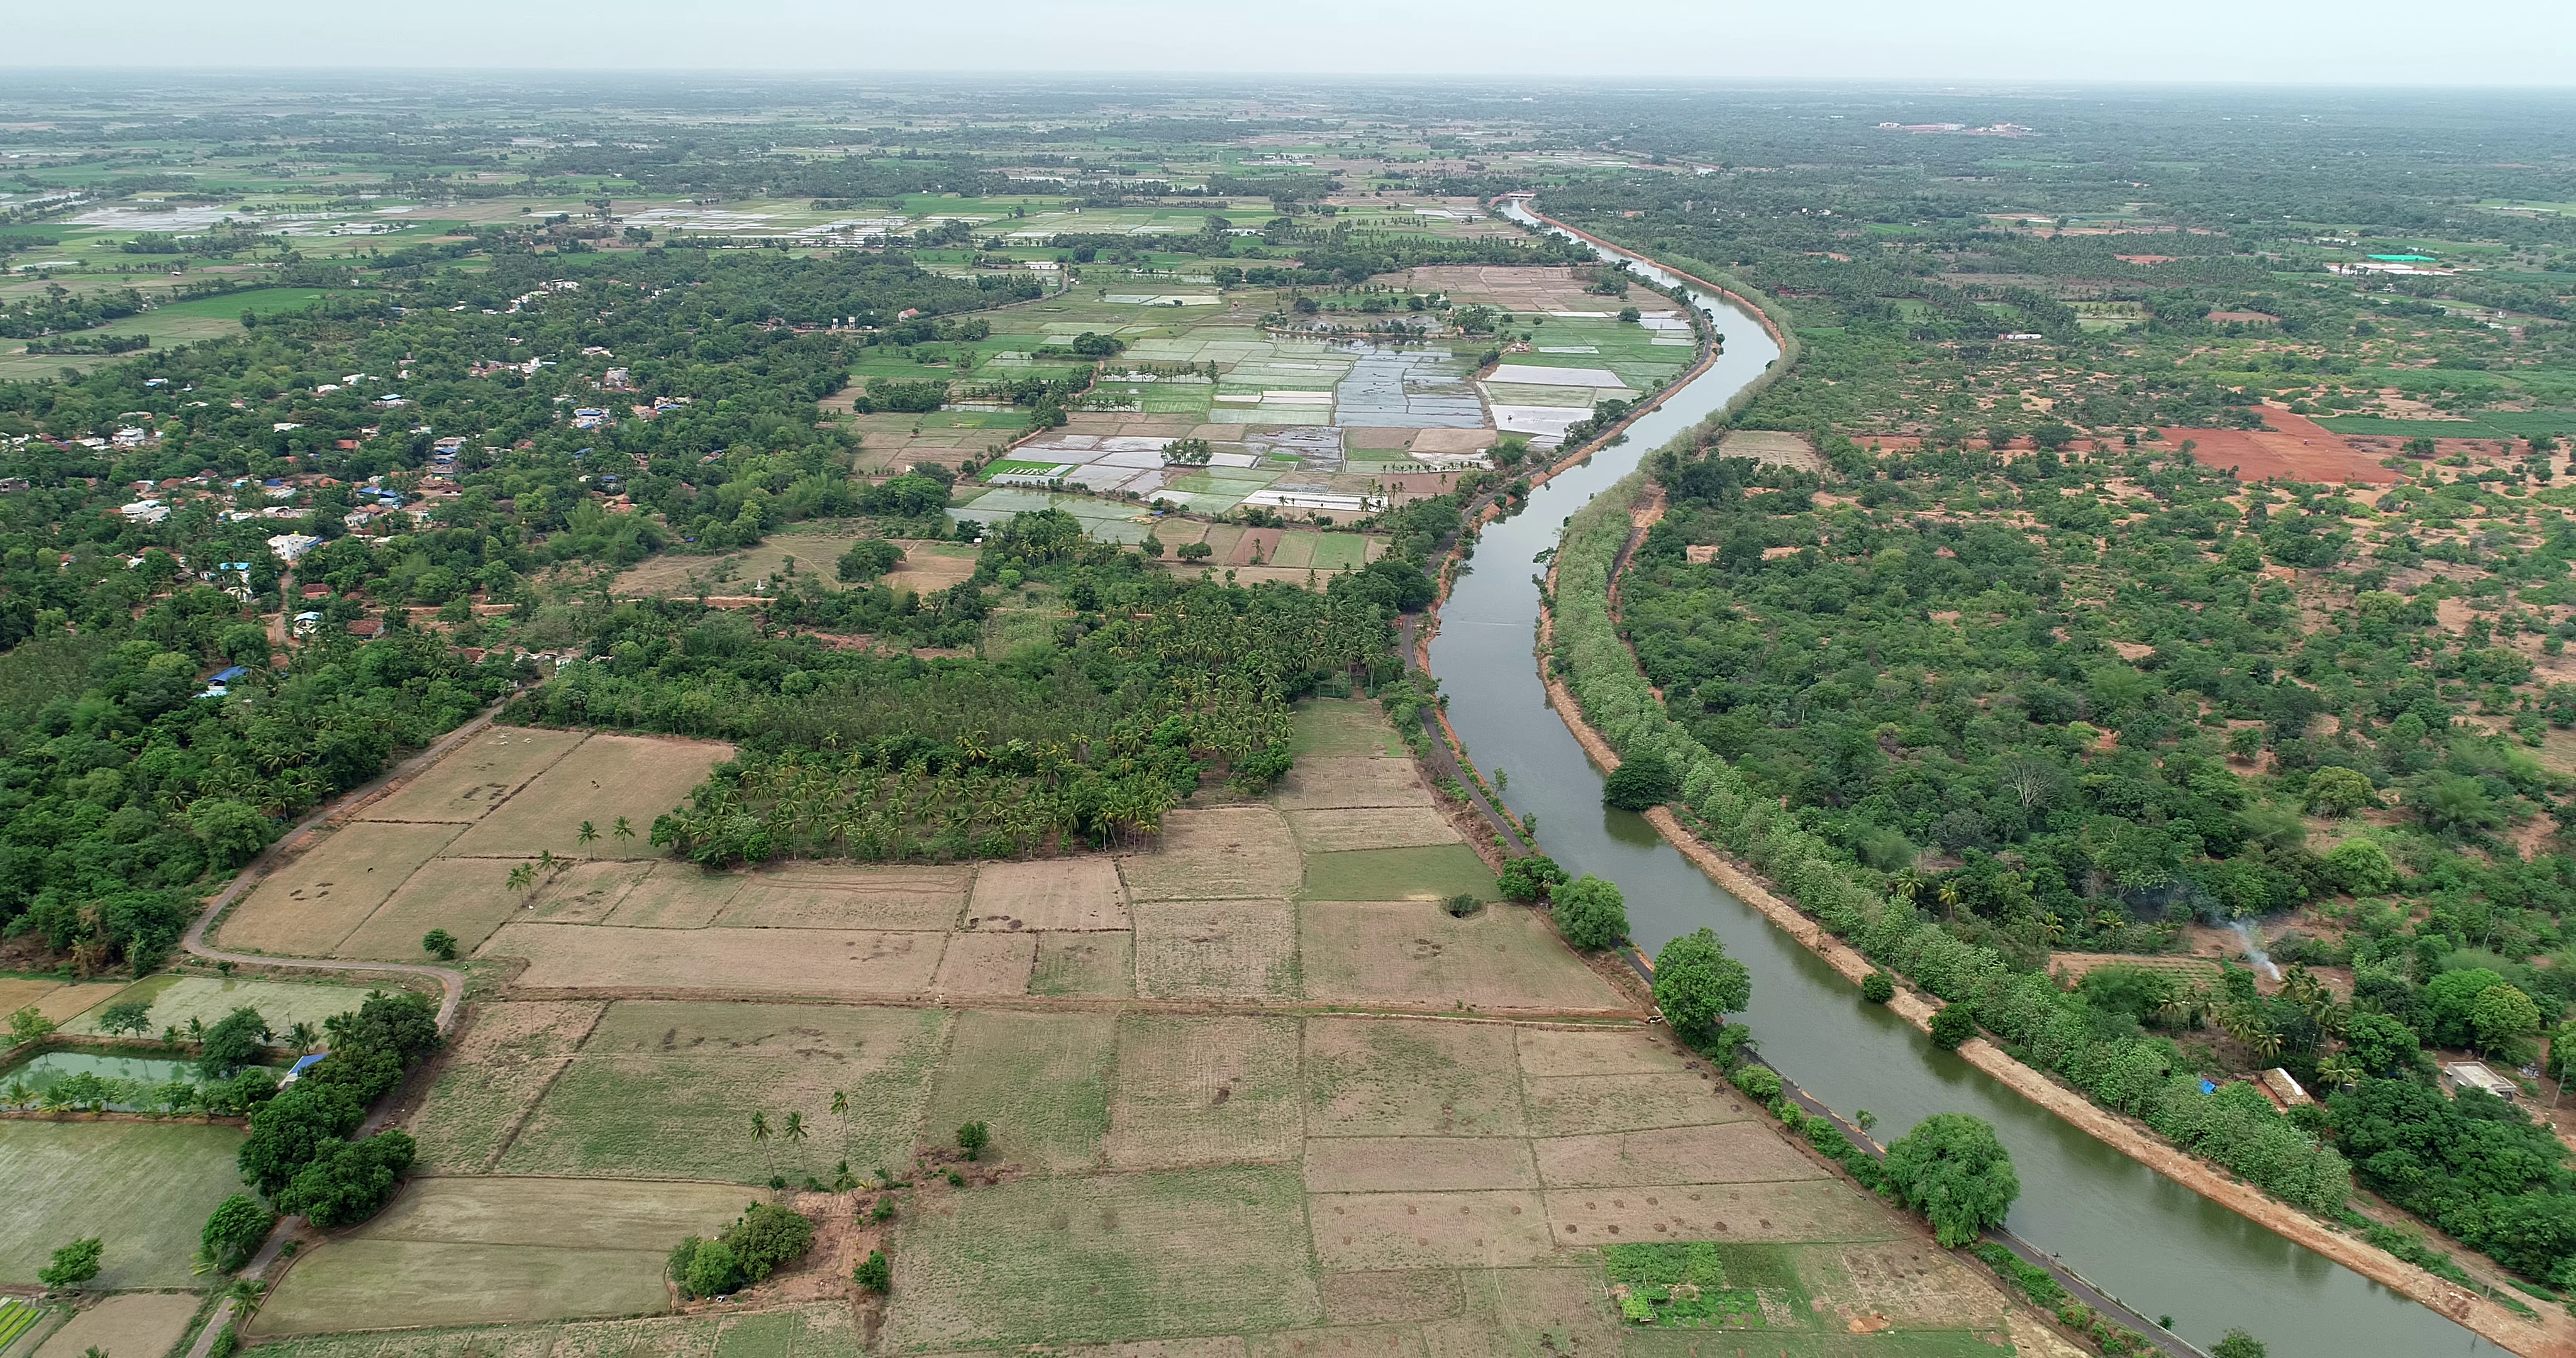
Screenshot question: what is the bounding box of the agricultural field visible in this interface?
[0,1120,249,1289]
[57,974,384,1037]
[212,730,734,961]
[25,1293,201,1358]
[225,696,2028,1353]
[609,533,977,603]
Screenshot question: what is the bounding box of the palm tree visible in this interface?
[783,1110,808,1173]
[287,1021,319,1054]
[612,815,635,843]
[506,863,538,893]
[576,821,598,856]
[831,1090,850,1149]
[750,1111,772,1176]
[2316,1055,2363,1091]
[1936,880,1962,924]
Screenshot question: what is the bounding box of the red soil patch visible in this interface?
[2167,411,2399,486]
[1228,526,1285,567]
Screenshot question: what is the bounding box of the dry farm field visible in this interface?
[242,700,2033,1352]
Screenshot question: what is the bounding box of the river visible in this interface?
[1425,200,2496,1357]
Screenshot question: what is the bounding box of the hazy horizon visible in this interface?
[10,0,2573,88]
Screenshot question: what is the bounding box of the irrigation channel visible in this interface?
[1429,199,2500,1357]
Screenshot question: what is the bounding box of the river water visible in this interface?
[1427,202,2496,1357]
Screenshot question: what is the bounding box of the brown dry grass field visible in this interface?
[611,534,976,601]
[258,697,2027,1353]
[28,1293,201,1358]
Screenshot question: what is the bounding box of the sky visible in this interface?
[11,0,2575,86]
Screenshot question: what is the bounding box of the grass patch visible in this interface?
[1604,1242,1765,1327]
[882,1165,1324,1350]
[0,1120,248,1288]
[1299,844,1497,902]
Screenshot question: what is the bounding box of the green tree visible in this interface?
[1552,876,1629,951]
[2305,767,2377,816]
[274,1132,416,1227]
[189,797,270,868]
[2412,771,2504,837]
[197,1007,272,1081]
[38,1237,103,1289]
[1929,1004,1978,1051]
[2341,1011,2421,1074]
[96,999,153,1036]
[1862,972,1896,1004]
[1497,854,1568,903]
[2212,1330,2268,1358]
[1652,928,1752,1046]
[838,538,904,582]
[1880,1113,2019,1246]
[2321,837,2397,895]
[2472,983,2545,1057]
[1602,751,1677,811]
[724,1203,817,1283]
[198,1194,276,1273]
[8,1005,57,1045]
[957,1120,990,1161]
[420,929,458,961]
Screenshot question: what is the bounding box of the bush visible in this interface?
[837,538,904,583]
[1497,854,1568,902]
[1881,1113,2020,1246]
[1862,972,1896,1004]
[1441,893,1482,918]
[2321,837,2397,895]
[1731,1065,1782,1101]
[1929,1004,1978,1051]
[853,1248,891,1293]
[199,1194,275,1272]
[1552,875,1629,950]
[724,1203,816,1283]
[957,1121,989,1161]
[1602,751,1677,810]
[420,929,458,961]
[686,1239,745,1297]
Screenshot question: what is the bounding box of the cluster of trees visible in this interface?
[505,512,1388,863]
[235,990,441,1230]
[1552,466,2358,1215]
[1624,442,2576,965]
[669,1203,816,1299]
[0,622,519,971]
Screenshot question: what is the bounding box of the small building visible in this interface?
[279,1052,328,1087]
[266,533,323,563]
[2260,1068,2313,1108]
[2445,1061,2519,1101]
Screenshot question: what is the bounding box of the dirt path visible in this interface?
[1533,508,2576,1358]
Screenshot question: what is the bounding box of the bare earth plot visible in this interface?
[217,820,462,955]
[27,1294,201,1358]
[450,734,733,860]
[357,727,583,824]
[494,1000,950,1183]
[1297,900,1624,1011]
